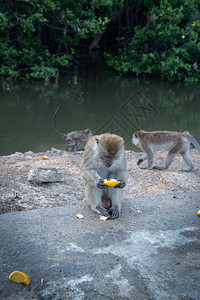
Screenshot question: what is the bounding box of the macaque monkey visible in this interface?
[132,130,200,172]
[149,13,156,24]
[80,133,129,219]
[53,105,92,151]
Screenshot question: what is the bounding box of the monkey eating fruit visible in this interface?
[132,130,200,172]
[80,133,129,219]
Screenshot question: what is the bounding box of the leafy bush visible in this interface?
[0,0,122,80]
[1,0,199,82]
[105,0,200,82]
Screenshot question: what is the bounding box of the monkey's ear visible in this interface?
[95,138,99,144]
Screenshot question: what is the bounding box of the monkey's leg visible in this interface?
[137,153,148,166]
[65,144,70,151]
[153,148,177,170]
[76,142,80,151]
[66,143,76,152]
[181,151,194,172]
[108,189,122,219]
[75,142,84,151]
[85,185,110,217]
[70,144,76,152]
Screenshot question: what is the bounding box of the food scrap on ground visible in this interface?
[99,215,109,221]
[9,271,30,286]
[76,213,84,219]
[42,155,48,160]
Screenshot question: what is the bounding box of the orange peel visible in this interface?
[99,215,109,221]
[9,271,30,286]
[197,210,200,216]
[102,179,120,187]
[76,213,84,219]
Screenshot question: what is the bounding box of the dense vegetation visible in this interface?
[1,0,200,82]
[105,0,200,83]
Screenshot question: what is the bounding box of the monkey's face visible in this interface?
[102,154,114,168]
[132,133,140,146]
[96,147,115,168]
[95,135,123,168]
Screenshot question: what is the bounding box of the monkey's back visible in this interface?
[140,131,185,151]
[65,130,90,142]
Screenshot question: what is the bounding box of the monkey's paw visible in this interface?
[108,207,120,219]
[180,168,194,172]
[96,206,110,217]
[152,166,167,170]
[97,179,109,189]
[137,159,143,165]
[114,180,126,189]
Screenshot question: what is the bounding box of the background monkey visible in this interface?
[80,133,129,219]
[53,105,92,151]
[132,130,200,172]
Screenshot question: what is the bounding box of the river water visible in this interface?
[0,53,200,155]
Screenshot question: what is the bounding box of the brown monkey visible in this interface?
[80,133,129,219]
[149,13,156,24]
[53,105,92,151]
[132,130,200,172]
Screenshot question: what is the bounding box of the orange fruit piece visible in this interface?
[42,155,48,160]
[102,179,120,187]
[9,271,30,286]
[197,210,200,216]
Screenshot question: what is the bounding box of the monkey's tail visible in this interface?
[185,135,200,151]
[53,105,65,137]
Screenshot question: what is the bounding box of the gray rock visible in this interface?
[51,147,63,154]
[28,166,66,183]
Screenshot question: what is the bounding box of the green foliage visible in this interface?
[1,0,199,82]
[0,0,123,80]
[105,0,200,82]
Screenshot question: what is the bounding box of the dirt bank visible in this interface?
[0,149,199,214]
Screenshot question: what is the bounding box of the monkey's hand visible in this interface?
[97,179,109,189]
[114,180,126,189]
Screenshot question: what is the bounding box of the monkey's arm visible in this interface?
[140,148,155,169]
[80,168,102,187]
[112,166,129,188]
[113,161,129,179]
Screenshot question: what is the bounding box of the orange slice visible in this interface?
[9,271,30,286]
[102,179,120,187]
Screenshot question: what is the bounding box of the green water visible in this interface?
[0,56,200,155]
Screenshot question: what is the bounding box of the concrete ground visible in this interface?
[0,192,200,300]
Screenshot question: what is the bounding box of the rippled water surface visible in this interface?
[0,54,200,155]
